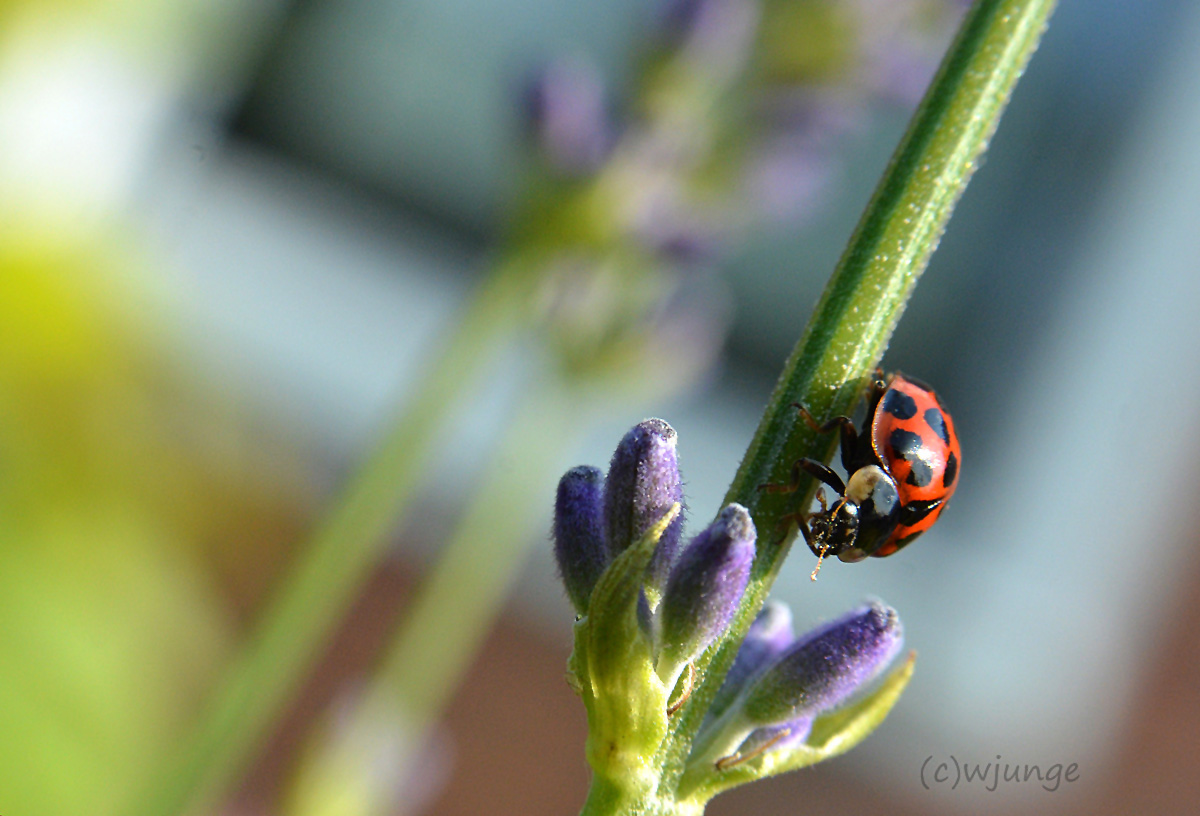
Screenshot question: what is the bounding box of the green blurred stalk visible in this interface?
[283,375,585,816]
[653,0,1057,793]
[124,261,537,816]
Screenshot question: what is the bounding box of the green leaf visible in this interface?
[584,504,681,780]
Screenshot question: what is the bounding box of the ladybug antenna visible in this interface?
[810,543,830,581]
[808,493,831,581]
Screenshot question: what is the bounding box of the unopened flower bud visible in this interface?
[709,600,794,717]
[741,601,903,727]
[604,419,685,592]
[554,465,609,613]
[655,503,755,685]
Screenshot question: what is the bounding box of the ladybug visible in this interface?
[769,371,960,578]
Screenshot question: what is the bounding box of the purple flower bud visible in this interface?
[740,601,903,727]
[709,601,794,717]
[655,504,756,679]
[604,420,685,591]
[523,58,616,175]
[554,465,609,613]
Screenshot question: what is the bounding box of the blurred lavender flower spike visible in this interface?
[655,504,756,689]
[553,465,609,614]
[523,57,616,175]
[658,0,761,75]
[853,0,968,107]
[708,600,794,718]
[740,601,904,729]
[741,129,835,222]
[604,419,685,592]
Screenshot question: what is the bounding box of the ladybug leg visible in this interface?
[796,458,845,495]
[761,459,842,557]
[791,403,859,470]
[791,509,815,548]
[792,403,857,440]
[869,367,889,394]
[780,511,830,564]
[760,457,845,572]
[866,368,890,402]
[860,369,891,420]
[758,457,845,496]
[774,496,835,580]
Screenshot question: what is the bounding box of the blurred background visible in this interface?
[3,0,1200,815]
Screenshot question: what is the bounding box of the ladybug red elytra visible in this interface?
[766,371,960,579]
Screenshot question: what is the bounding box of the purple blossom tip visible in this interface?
[656,503,756,672]
[523,58,616,175]
[554,465,609,613]
[740,601,903,727]
[604,420,685,575]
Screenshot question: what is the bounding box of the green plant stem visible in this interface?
[652,0,1057,799]
[124,261,536,816]
[579,776,702,816]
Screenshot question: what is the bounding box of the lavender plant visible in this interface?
[550,1,1056,813]
[556,421,909,814]
[281,3,977,812]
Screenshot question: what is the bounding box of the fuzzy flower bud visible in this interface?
[740,601,903,728]
[554,465,609,613]
[604,418,685,592]
[655,503,756,686]
[709,600,794,718]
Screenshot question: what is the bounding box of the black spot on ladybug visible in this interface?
[907,462,933,487]
[888,428,922,460]
[899,498,942,526]
[924,406,950,444]
[882,389,917,419]
[943,451,958,488]
[890,429,933,487]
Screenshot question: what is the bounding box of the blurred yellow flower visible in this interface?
[0,222,316,816]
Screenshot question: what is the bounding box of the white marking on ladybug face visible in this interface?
[845,465,892,504]
[838,546,868,563]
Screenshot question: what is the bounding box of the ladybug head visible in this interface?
[806,465,903,578]
[808,496,861,560]
[840,465,903,562]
